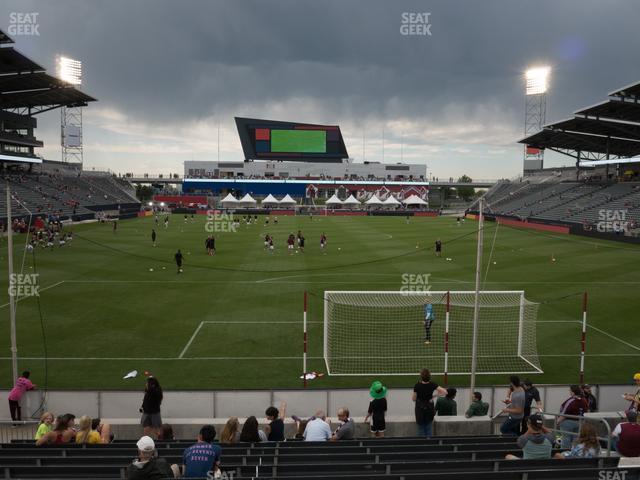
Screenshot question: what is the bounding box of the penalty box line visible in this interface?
[0,280,65,310]
[178,320,323,359]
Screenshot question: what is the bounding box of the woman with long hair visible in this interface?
[555,421,601,459]
[75,415,112,444]
[239,416,266,443]
[219,417,241,444]
[140,376,163,437]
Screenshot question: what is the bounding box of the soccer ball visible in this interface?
[446,257,452,261]
[149,268,154,272]
[338,247,341,251]
[493,261,497,265]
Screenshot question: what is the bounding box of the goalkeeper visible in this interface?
[423,303,435,345]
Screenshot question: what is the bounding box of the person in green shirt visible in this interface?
[466,391,490,418]
[435,388,457,416]
[34,411,54,440]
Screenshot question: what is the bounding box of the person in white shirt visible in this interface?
[303,410,332,442]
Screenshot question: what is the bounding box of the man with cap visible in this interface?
[127,435,174,479]
[505,414,555,460]
[613,410,640,457]
[623,373,640,418]
[364,381,388,437]
[582,384,597,413]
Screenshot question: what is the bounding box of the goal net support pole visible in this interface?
[580,291,588,384]
[303,290,308,388]
[444,291,450,386]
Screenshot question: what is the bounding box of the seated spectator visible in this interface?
[158,424,175,441]
[34,411,54,440]
[331,407,355,441]
[466,392,489,418]
[239,416,267,442]
[303,410,332,442]
[219,417,241,444]
[36,413,76,445]
[172,425,221,479]
[505,414,554,460]
[436,388,458,416]
[293,419,308,440]
[127,435,174,479]
[554,421,601,459]
[92,417,114,443]
[75,415,111,444]
[613,410,640,457]
[558,385,589,449]
[264,401,286,442]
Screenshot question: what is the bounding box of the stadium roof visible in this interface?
[0,30,14,44]
[609,81,640,100]
[0,85,95,110]
[520,128,640,158]
[0,47,44,74]
[575,99,640,124]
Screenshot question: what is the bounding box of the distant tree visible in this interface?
[136,185,154,202]
[473,189,487,199]
[456,175,475,202]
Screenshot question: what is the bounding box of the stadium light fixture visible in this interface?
[57,56,82,85]
[525,66,550,95]
[148,201,153,206]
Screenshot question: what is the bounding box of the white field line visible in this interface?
[178,321,205,359]
[587,324,640,352]
[0,280,65,309]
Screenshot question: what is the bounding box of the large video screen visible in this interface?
[270,129,326,153]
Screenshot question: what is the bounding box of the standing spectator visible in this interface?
[582,384,597,413]
[175,425,221,478]
[435,388,458,416]
[558,385,589,449]
[127,435,174,479]
[466,392,489,418]
[219,417,241,444]
[34,411,54,440]
[331,407,355,441]
[8,370,36,422]
[522,379,544,432]
[505,414,554,460]
[554,421,601,459]
[264,401,286,442]
[303,410,332,441]
[613,410,640,457]
[412,368,447,438]
[239,416,267,442]
[140,377,163,438]
[364,381,387,437]
[623,373,640,415]
[500,376,525,436]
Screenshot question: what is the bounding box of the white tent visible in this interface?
[325,194,343,206]
[238,193,257,206]
[365,195,384,205]
[261,194,279,205]
[382,196,401,206]
[220,193,239,207]
[403,194,428,206]
[342,194,361,206]
[278,194,297,205]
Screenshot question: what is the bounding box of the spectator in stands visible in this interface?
[364,381,387,437]
[219,417,241,444]
[264,401,286,441]
[92,417,114,443]
[435,388,458,416]
[304,410,332,441]
[293,419,308,440]
[158,424,175,441]
[466,392,489,418]
[505,414,554,460]
[75,415,111,444]
[522,379,544,433]
[582,384,597,413]
[127,435,174,479]
[8,370,36,422]
[240,416,267,442]
[500,376,525,436]
[34,411,54,440]
[554,421,601,459]
[412,368,448,438]
[331,407,355,441]
[140,377,163,438]
[36,413,76,445]
[613,410,640,457]
[623,373,640,414]
[558,385,589,449]
[172,425,221,479]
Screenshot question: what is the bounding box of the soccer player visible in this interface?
[435,238,442,257]
[423,302,435,345]
[268,235,274,254]
[151,229,156,247]
[320,232,327,252]
[175,249,183,273]
[113,220,117,233]
[298,231,305,253]
[154,215,159,226]
[209,236,216,255]
[164,216,169,229]
[184,214,188,223]
[287,233,295,255]
[264,234,271,250]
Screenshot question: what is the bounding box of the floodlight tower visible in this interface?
[57,56,84,165]
[524,66,550,172]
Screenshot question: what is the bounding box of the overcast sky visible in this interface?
[2,0,640,179]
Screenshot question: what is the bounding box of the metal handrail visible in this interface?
[539,411,613,457]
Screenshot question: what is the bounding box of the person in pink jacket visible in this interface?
[8,371,36,422]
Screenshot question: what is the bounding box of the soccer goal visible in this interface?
[323,290,542,376]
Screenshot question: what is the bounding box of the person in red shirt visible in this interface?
[558,385,589,449]
[613,410,640,457]
[8,371,36,422]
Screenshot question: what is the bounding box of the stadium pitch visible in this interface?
[0,214,638,390]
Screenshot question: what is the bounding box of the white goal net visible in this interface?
[323,290,542,376]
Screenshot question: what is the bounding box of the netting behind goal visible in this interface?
[323,290,541,376]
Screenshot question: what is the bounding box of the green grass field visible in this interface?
[0,213,639,390]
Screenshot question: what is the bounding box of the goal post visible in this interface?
[323,290,542,376]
